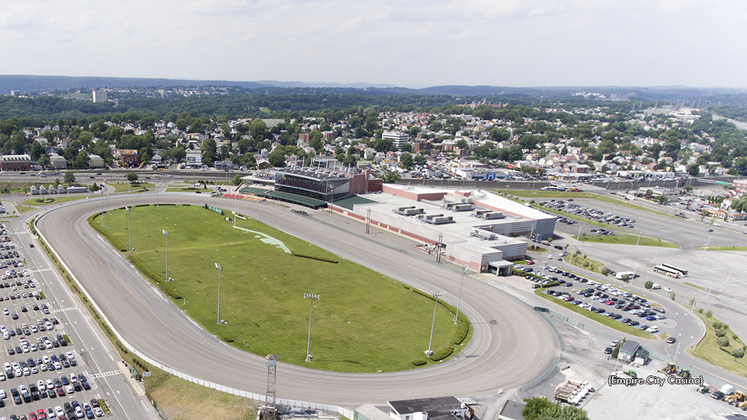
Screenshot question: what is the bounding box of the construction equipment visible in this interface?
[738,400,747,410]
[726,390,746,405]
[696,384,709,394]
[679,368,691,379]
[658,363,677,375]
[624,370,637,379]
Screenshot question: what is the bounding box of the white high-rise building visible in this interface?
[382,131,409,150]
[92,90,108,103]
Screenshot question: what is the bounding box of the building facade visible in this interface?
[0,155,32,171]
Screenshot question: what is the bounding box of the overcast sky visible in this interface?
[1,0,745,88]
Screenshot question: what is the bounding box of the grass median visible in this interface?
[575,233,678,248]
[534,289,651,338]
[22,196,86,206]
[109,182,155,193]
[691,310,747,377]
[90,204,470,372]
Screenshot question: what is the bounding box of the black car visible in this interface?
[604,347,613,354]
[712,390,725,400]
[628,320,640,326]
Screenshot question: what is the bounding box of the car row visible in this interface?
[543,201,636,229]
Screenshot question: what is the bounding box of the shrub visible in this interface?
[706,310,713,318]
[715,330,727,338]
[644,281,653,289]
[717,337,730,347]
[411,358,428,366]
[601,267,610,276]
[430,347,454,362]
[454,320,470,345]
[712,321,722,329]
[583,261,589,267]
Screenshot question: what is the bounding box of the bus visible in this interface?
[654,265,680,278]
[661,263,687,276]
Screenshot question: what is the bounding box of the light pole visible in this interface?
[215,263,222,324]
[127,207,131,251]
[426,291,445,357]
[156,180,159,208]
[162,230,169,282]
[674,341,681,362]
[636,232,642,246]
[101,189,105,229]
[455,266,467,324]
[702,236,711,258]
[706,278,715,300]
[726,266,732,283]
[304,293,320,361]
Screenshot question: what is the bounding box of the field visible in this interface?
[109,182,155,193]
[90,205,468,372]
[22,196,87,206]
[691,310,747,377]
[575,233,679,248]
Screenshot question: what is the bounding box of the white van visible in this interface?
[652,284,661,290]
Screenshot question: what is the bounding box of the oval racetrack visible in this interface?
[36,194,559,407]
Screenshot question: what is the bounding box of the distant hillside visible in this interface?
[0,75,270,94]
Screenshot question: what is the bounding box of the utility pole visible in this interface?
[162,230,169,282]
[215,263,222,324]
[366,208,371,234]
[455,266,467,324]
[127,207,131,251]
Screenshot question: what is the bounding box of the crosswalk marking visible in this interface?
[33,268,53,273]
[53,307,79,313]
[90,370,121,379]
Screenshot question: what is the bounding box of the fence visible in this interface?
[35,208,355,420]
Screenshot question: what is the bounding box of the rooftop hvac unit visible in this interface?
[484,212,506,220]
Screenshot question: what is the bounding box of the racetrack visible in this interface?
[36,193,559,407]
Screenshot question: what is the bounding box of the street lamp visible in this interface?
[126,207,131,251]
[426,291,445,357]
[304,293,320,361]
[455,266,467,324]
[162,230,169,282]
[215,263,222,324]
[702,236,711,258]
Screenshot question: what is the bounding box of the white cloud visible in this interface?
[0,0,744,87]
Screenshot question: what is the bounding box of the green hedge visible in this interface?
[411,358,428,366]
[412,289,473,357]
[429,347,454,361]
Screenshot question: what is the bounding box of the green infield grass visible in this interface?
[90,205,469,372]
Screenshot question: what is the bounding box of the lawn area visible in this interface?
[700,245,747,251]
[22,196,86,206]
[566,252,606,274]
[16,205,35,214]
[90,205,469,372]
[534,289,651,338]
[165,186,212,193]
[109,182,155,193]
[691,310,747,377]
[575,233,679,248]
[150,375,256,420]
[683,282,706,291]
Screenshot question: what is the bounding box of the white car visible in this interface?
[37,379,46,391]
[93,407,104,417]
[46,379,54,390]
[548,255,554,260]
[55,406,65,418]
[664,287,672,292]
[65,385,74,395]
[0,389,5,398]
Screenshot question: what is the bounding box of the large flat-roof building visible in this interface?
[273,167,383,203]
[0,155,32,172]
[383,131,410,150]
[331,184,556,272]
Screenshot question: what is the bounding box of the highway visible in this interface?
[34,193,560,408]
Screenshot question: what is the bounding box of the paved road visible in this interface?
[35,193,559,408]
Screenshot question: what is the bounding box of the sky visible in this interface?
[1,0,745,88]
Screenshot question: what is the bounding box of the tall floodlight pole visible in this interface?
[455,266,467,324]
[726,266,732,283]
[215,263,222,324]
[304,293,320,361]
[126,207,131,251]
[426,291,446,357]
[702,237,711,258]
[156,181,159,208]
[636,232,642,246]
[162,230,169,282]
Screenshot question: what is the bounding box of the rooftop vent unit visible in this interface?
[453,204,475,212]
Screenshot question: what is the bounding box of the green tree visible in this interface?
[250,118,268,141]
[400,143,412,153]
[202,139,217,166]
[232,174,242,185]
[732,347,745,361]
[400,153,413,168]
[38,154,50,169]
[64,171,75,184]
[536,403,590,420]
[74,150,90,169]
[382,171,401,183]
[687,164,700,176]
[126,172,139,183]
[718,337,730,347]
[522,397,554,420]
[268,146,286,167]
[645,281,653,289]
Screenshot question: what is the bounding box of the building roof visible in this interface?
[388,396,463,420]
[620,340,640,354]
[1,154,31,162]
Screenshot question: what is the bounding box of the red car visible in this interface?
[37,408,47,420]
[666,337,676,344]
[29,413,37,420]
[56,387,65,397]
[526,260,535,265]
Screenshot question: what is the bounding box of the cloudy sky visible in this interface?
[1,0,745,88]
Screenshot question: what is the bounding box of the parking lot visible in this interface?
[0,224,107,420]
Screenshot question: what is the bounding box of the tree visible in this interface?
[74,150,90,169]
[687,164,700,176]
[732,347,745,361]
[38,154,50,169]
[645,281,654,289]
[522,397,554,420]
[64,171,75,184]
[382,171,401,183]
[400,153,413,168]
[250,118,268,141]
[268,146,286,167]
[126,172,139,183]
[232,174,242,185]
[400,143,412,153]
[536,403,589,420]
[717,337,730,347]
[654,195,669,205]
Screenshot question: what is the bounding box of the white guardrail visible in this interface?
[34,207,355,420]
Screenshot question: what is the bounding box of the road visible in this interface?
[35,193,560,408]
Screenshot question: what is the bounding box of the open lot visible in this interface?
[90,205,466,372]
